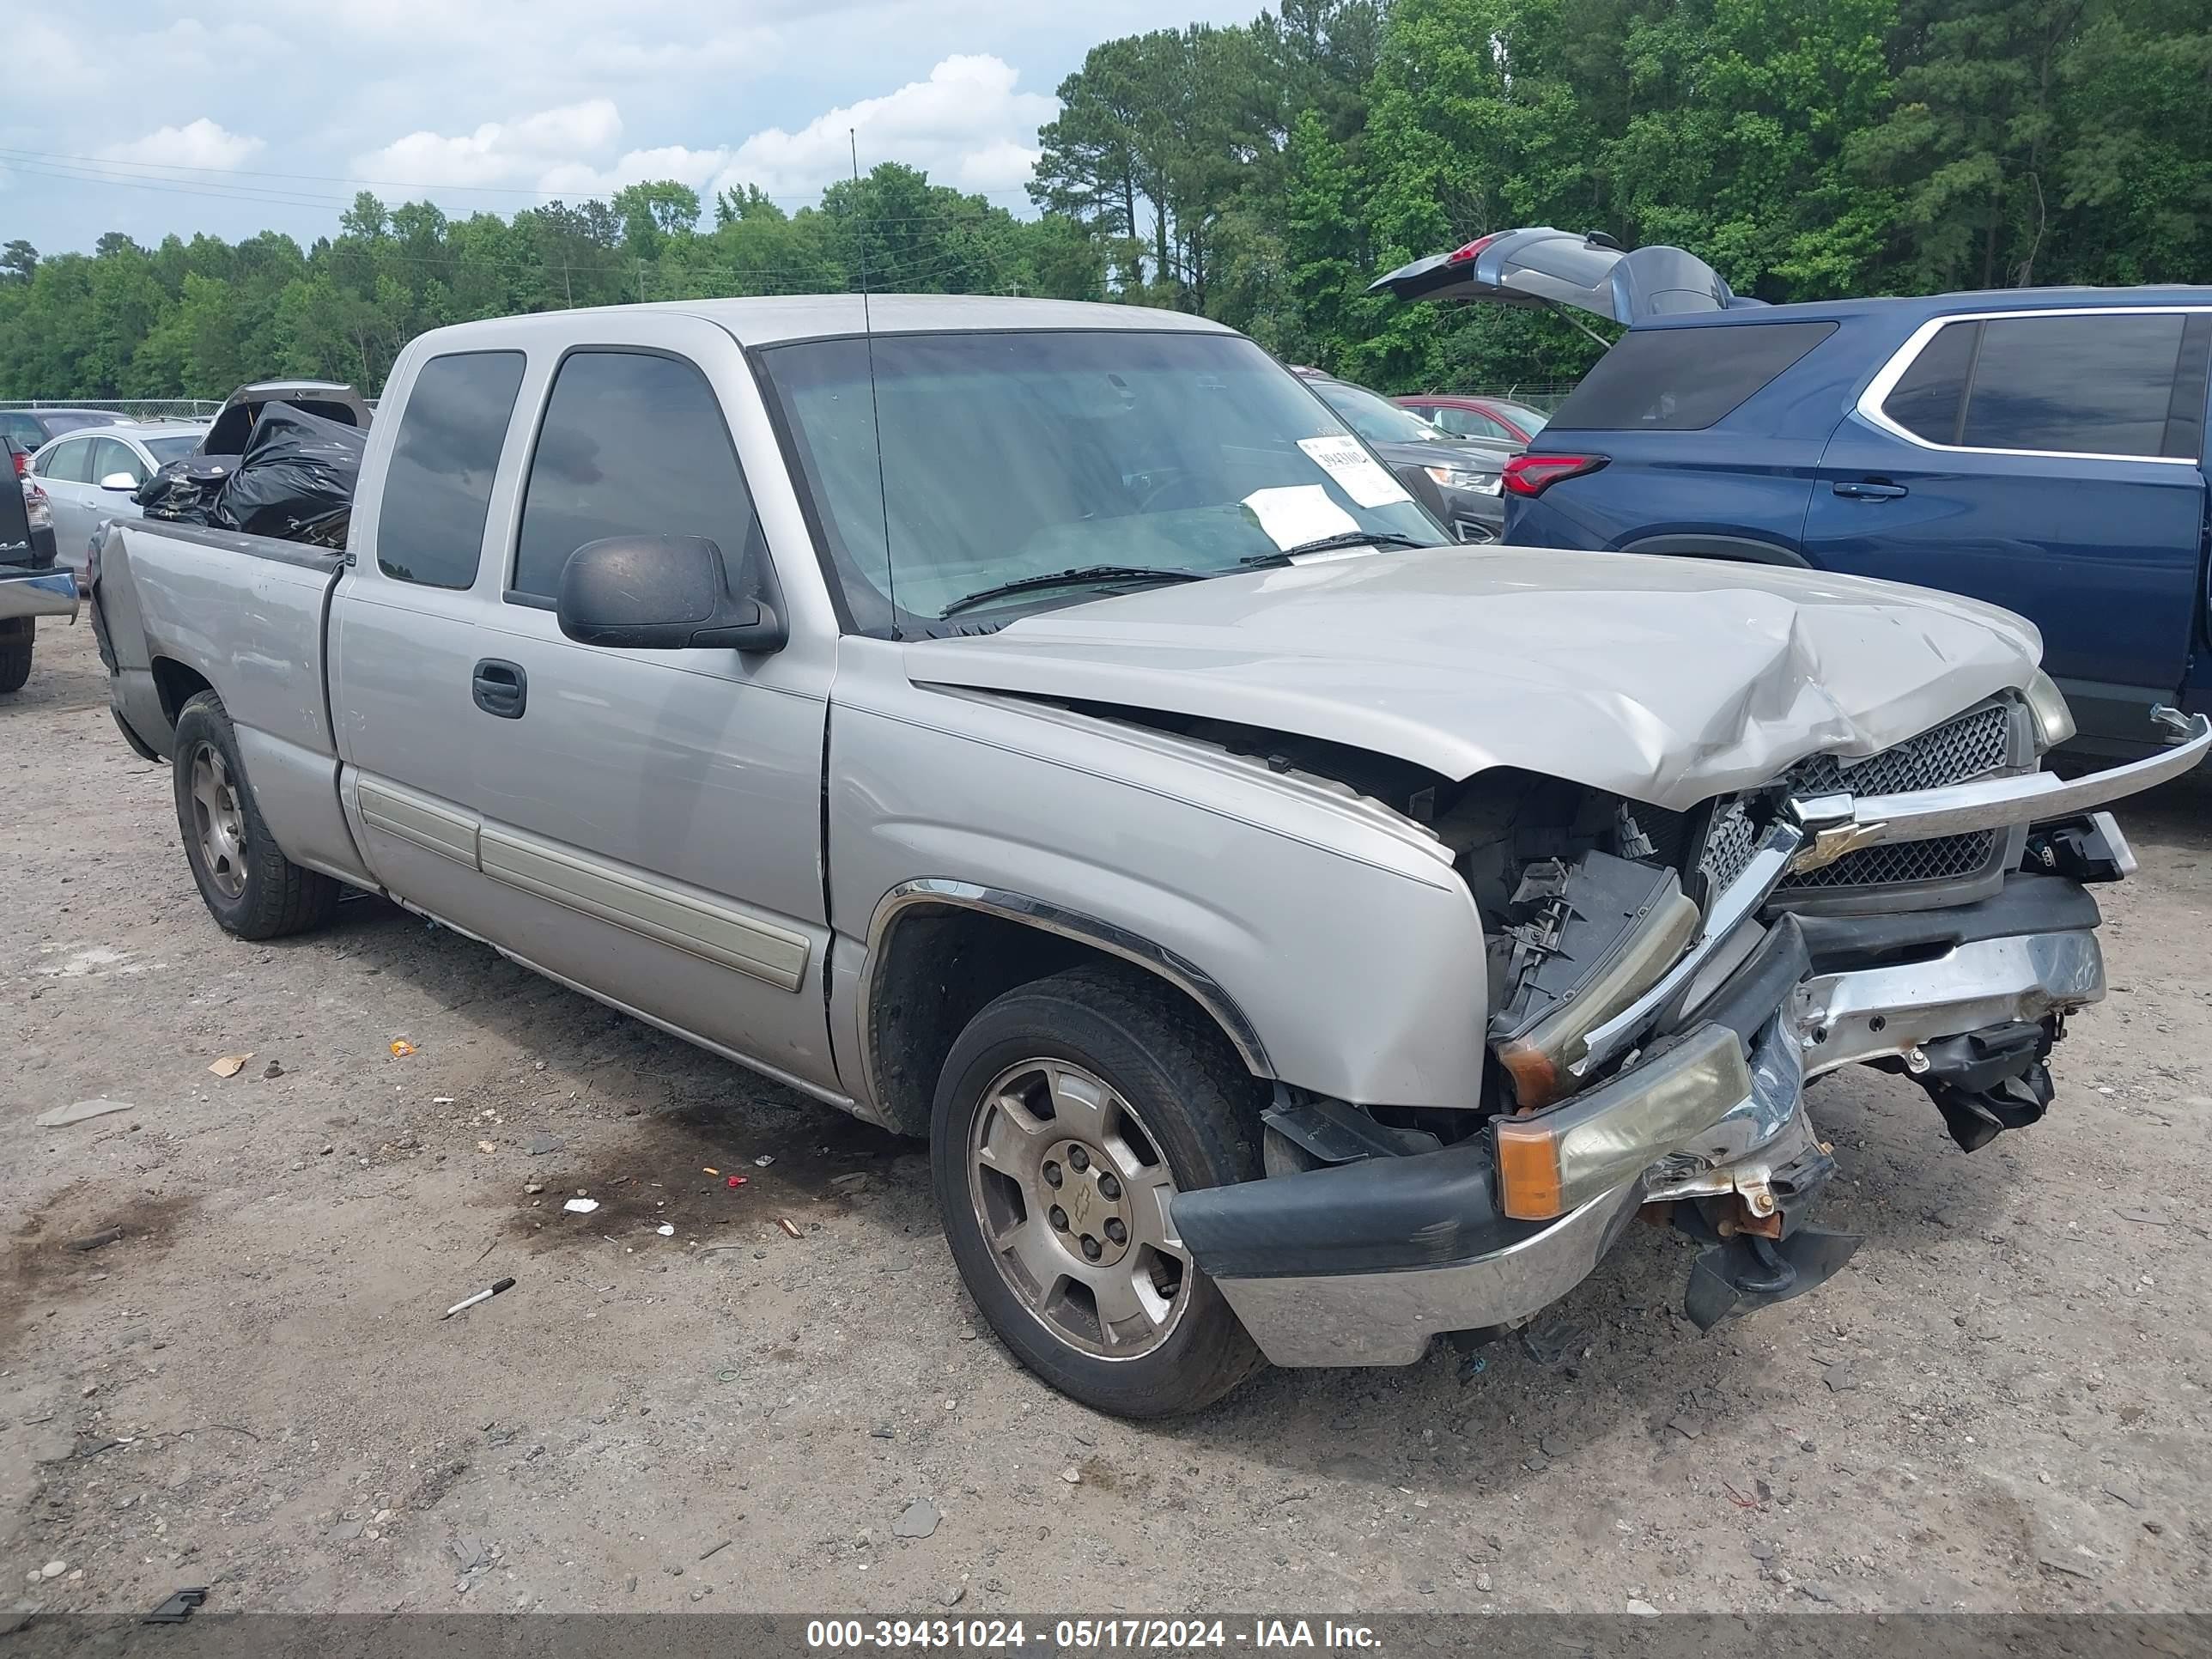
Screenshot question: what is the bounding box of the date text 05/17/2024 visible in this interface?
[804,1619,1382,1650]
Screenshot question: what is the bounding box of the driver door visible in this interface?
[455,320,839,1091]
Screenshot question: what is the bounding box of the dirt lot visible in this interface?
[5,616,2210,1620]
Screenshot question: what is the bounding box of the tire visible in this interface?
[932,963,1267,1418]
[171,690,339,939]
[0,619,30,694]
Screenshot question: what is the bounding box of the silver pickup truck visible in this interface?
[92,296,2210,1418]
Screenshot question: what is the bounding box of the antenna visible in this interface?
[852,127,896,637]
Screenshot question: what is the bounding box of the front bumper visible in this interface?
[0,568,79,623]
[1179,718,2203,1367]
[1179,874,2107,1369]
[1439,483,1504,544]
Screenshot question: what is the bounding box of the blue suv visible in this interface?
[1373,230,2212,756]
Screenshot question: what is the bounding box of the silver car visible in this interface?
[30,422,210,578]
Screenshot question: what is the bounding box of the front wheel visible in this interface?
[171,690,339,939]
[932,964,1267,1418]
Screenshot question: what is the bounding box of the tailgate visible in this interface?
[1370,227,1755,322]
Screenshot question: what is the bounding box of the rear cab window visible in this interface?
[1548,320,1838,433]
[375,351,526,588]
[507,349,766,605]
[1878,311,2212,459]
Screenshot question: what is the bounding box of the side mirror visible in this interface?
[99,472,139,491]
[556,534,787,653]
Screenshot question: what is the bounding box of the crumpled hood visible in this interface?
[899,546,2043,811]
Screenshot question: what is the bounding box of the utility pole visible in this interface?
[636,258,647,305]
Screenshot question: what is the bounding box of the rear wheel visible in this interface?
[171,690,339,939]
[0,618,31,694]
[932,963,1267,1418]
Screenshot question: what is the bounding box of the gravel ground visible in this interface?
[5,617,2210,1619]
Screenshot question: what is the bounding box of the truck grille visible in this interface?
[1698,700,2022,900]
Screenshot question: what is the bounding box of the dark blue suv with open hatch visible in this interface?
[1374,229,2212,757]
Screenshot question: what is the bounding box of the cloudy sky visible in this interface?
[4,2,1254,255]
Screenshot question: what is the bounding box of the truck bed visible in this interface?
[97,519,369,887]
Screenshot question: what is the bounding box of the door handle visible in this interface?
[471,659,526,719]
[1832,480,1908,500]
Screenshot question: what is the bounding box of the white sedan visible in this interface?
[30,421,210,581]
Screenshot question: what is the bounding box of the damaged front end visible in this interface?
[1175,700,2209,1369]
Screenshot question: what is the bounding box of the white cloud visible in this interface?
[726,55,1056,198]
[422,55,1057,216]
[537,145,736,202]
[355,99,623,189]
[99,118,264,172]
[954,138,1046,195]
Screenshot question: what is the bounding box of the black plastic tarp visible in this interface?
[135,456,235,526]
[210,404,364,544]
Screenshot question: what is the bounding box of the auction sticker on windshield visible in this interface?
[1296,434,1413,508]
[1242,483,1360,550]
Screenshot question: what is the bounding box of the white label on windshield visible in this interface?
[1242,484,1360,551]
[1297,434,1413,508]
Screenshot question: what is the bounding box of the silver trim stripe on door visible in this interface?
[478,826,809,992]
[358,777,480,866]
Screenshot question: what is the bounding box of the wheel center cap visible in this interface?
[1039,1138,1132,1267]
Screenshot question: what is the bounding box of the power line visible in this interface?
[0,157,353,214]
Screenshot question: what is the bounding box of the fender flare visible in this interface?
[858,878,1274,1112]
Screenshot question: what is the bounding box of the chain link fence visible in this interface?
[0,398,222,421]
[1454,383,1580,413]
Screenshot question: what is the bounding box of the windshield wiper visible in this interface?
[1240,532,1438,566]
[938,564,1206,617]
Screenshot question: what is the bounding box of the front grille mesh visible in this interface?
[1780,828,1996,889]
[1698,805,1762,895]
[1792,702,2013,799]
[1695,700,2017,898]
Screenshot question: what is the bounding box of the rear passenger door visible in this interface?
[332,348,532,940]
[457,324,837,1091]
[1804,307,2210,749]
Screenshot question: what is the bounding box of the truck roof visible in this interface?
[410,294,1238,354]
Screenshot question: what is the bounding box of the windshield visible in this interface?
[143,435,203,464]
[761,330,1445,631]
[1309,379,1449,446]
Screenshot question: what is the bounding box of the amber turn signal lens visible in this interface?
[1493,1119,1565,1220]
[1492,1025,1753,1223]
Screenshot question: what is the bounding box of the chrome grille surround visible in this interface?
[1698,699,2028,906]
